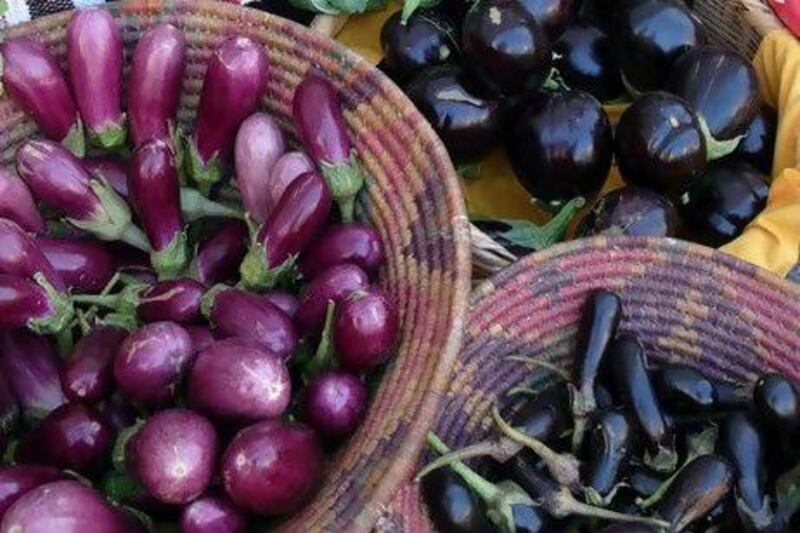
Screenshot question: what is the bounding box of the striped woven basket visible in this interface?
[379,236,800,531]
[0,1,472,530]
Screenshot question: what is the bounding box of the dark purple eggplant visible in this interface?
[0,168,45,234]
[187,338,291,422]
[221,421,323,516]
[137,278,205,324]
[190,221,248,286]
[615,0,706,93]
[334,287,398,371]
[0,275,70,334]
[187,36,269,194]
[615,92,707,194]
[516,0,580,38]
[655,364,718,413]
[239,171,331,290]
[0,219,65,292]
[754,373,800,432]
[181,493,247,533]
[462,0,552,96]
[732,104,777,175]
[678,162,769,247]
[508,90,613,204]
[380,10,458,83]
[421,468,493,533]
[100,394,137,436]
[234,112,285,225]
[553,22,623,101]
[1,37,85,156]
[577,187,680,238]
[18,403,111,473]
[262,291,300,321]
[266,151,316,218]
[303,370,368,440]
[300,223,385,279]
[406,65,501,165]
[0,374,17,452]
[38,237,115,294]
[82,158,128,198]
[61,327,127,403]
[0,466,64,520]
[296,263,369,335]
[585,410,635,503]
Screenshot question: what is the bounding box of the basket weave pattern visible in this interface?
[0,1,472,530]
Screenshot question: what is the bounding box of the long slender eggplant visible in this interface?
[655,364,718,413]
[0,466,65,520]
[136,278,205,324]
[584,410,635,504]
[82,158,129,197]
[0,37,85,156]
[61,327,127,403]
[235,113,285,224]
[0,168,45,234]
[187,36,269,194]
[266,151,316,218]
[380,10,458,83]
[0,219,64,292]
[129,23,187,146]
[300,223,385,279]
[240,171,332,290]
[293,72,366,222]
[754,373,800,432]
[421,468,493,533]
[67,8,126,150]
[296,263,369,335]
[553,22,624,102]
[38,237,115,294]
[0,275,73,335]
[190,222,248,286]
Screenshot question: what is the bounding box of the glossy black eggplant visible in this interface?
[615,92,707,194]
[553,22,623,101]
[406,65,501,164]
[380,10,458,83]
[584,410,635,502]
[754,373,800,432]
[679,162,769,248]
[462,0,552,96]
[421,468,492,533]
[576,187,680,238]
[508,90,613,204]
[655,364,718,413]
[516,0,580,38]
[615,0,706,93]
[732,104,777,175]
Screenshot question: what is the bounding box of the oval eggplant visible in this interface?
[0,218,64,291]
[380,10,458,82]
[61,327,127,403]
[0,168,45,234]
[180,494,247,533]
[754,373,800,432]
[655,364,718,413]
[185,326,215,355]
[553,22,623,101]
[334,287,399,371]
[137,278,205,324]
[576,187,680,238]
[300,223,385,279]
[303,370,368,440]
[0,276,64,333]
[585,410,634,498]
[733,104,777,175]
[38,237,115,294]
[262,291,300,321]
[508,90,613,203]
[191,221,248,286]
[296,263,370,335]
[721,412,770,524]
[0,466,64,520]
[234,112,285,224]
[421,468,493,533]
[516,0,580,38]
[265,151,316,218]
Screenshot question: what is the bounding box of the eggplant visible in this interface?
[129,23,187,146]
[334,287,398,371]
[239,171,331,290]
[134,278,204,324]
[0,466,64,521]
[553,22,624,101]
[0,374,17,452]
[678,162,769,248]
[380,10,458,83]
[421,468,493,533]
[406,65,501,165]
[100,393,138,436]
[61,327,127,403]
[655,364,718,413]
[0,219,65,292]
[292,72,366,222]
[266,152,316,218]
[462,0,552,96]
[300,223,385,279]
[181,494,247,533]
[0,38,85,156]
[584,410,635,502]
[296,263,369,335]
[0,275,71,334]
[0,168,45,234]
[508,90,613,204]
[190,221,248,286]
[234,113,286,224]
[303,370,368,440]
[262,291,300,321]
[82,158,128,197]
[615,92,707,194]
[66,8,126,150]
[576,187,680,238]
[628,466,665,498]
[733,104,777,175]
[615,0,706,93]
[516,0,580,38]
[754,373,800,432]
[38,237,115,294]
[185,326,215,355]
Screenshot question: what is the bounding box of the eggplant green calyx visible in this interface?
[698,116,744,161]
[401,0,441,23]
[644,440,680,474]
[239,243,298,291]
[542,67,570,92]
[112,419,145,472]
[180,187,243,222]
[28,272,75,335]
[185,140,223,197]
[620,71,643,99]
[302,300,337,383]
[151,231,189,281]
[89,116,128,152]
[200,283,229,319]
[62,117,87,158]
[320,151,367,223]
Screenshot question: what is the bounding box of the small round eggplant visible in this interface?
[508,90,613,203]
[303,370,368,440]
[585,410,634,500]
[576,187,680,238]
[516,0,580,38]
[137,278,205,324]
[0,168,45,234]
[462,0,552,95]
[421,468,492,533]
[615,92,707,194]
[37,237,115,294]
[380,10,458,82]
[131,409,218,505]
[180,494,247,533]
[191,221,248,287]
[0,466,64,520]
[733,104,777,175]
[296,263,369,335]
[61,327,127,403]
[265,152,316,218]
[221,421,323,516]
[300,223,385,279]
[262,291,300,321]
[615,0,706,93]
[234,112,285,225]
[655,364,718,413]
[553,22,623,101]
[754,373,800,432]
[334,287,398,371]
[406,65,501,165]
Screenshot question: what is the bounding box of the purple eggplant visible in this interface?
[0,168,45,234]
[137,278,205,324]
[0,466,64,520]
[0,374,18,451]
[16,139,148,251]
[0,330,66,423]
[0,218,64,292]
[300,223,385,278]
[0,37,85,156]
[576,187,681,238]
[261,291,299,321]
[113,321,193,406]
[82,158,129,197]
[240,171,331,289]
[129,23,187,146]
[266,151,316,218]
[67,8,126,150]
[100,394,137,436]
[235,113,285,224]
[303,370,368,440]
[202,287,297,359]
[185,326,215,355]
[129,138,187,279]
[293,72,366,222]
[187,36,269,194]
[61,327,127,403]
[38,237,115,294]
[181,494,247,533]
[19,403,111,473]
[334,287,398,371]
[296,263,369,335]
[187,338,291,422]
[221,421,323,515]
[0,275,71,334]
[131,409,218,504]
[190,222,248,286]
[380,10,458,83]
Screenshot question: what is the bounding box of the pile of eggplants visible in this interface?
[381,0,777,253]
[0,9,397,531]
[418,289,800,532]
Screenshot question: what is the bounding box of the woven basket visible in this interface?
[0,1,472,530]
[379,236,800,531]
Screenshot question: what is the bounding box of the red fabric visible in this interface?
[770,0,800,37]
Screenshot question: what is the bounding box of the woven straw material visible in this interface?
[694,0,781,58]
[381,236,800,530]
[0,1,472,530]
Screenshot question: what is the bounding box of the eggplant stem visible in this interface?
[71,294,120,308]
[506,355,570,381]
[415,439,510,481]
[507,386,542,398]
[551,487,670,528]
[425,432,501,503]
[76,310,92,336]
[119,225,152,252]
[500,197,585,251]
[55,327,74,358]
[301,300,336,383]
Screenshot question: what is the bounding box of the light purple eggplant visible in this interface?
[82,158,128,197]
[262,291,299,321]
[16,140,149,251]
[0,374,18,452]
[113,321,193,406]
[60,327,127,403]
[240,171,332,290]
[137,278,205,324]
[0,168,45,234]
[0,275,73,335]
[187,36,269,195]
[266,151,315,217]
[0,218,65,291]
[0,330,66,422]
[0,37,85,156]
[293,72,367,222]
[187,338,291,422]
[129,23,187,146]
[190,221,248,286]
[334,286,398,371]
[185,325,215,355]
[202,287,297,359]
[303,370,368,440]
[300,223,385,278]
[296,263,369,335]
[235,112,285,224]
[180,493,247,533]
[38,237,116,294]
[66,8,126,150]
[0,466,65,521]
[131,409,218,504]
